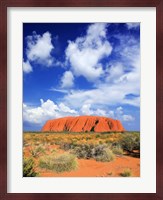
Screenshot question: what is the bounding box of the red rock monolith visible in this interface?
[41,116,125,132]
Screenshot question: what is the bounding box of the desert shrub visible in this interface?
[72,144,115,162]
[23,157,38,177]
[30,145,46,158]
[95,148,115,162]
[85,136,91,141]
[54,138,63,145]
[39,153,78,173]
[95,134,100,138]
[49,141,55,145]
[120,133,140,152]
[50,149,57,154]
[73,144,95,159]
[60,142,78,151]
[99,141,104,145]
[112,146,123,155]
[120,168,132,177]
[92,144,107,157]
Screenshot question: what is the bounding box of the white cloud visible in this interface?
[80,103,134,123]
[62,31,140,108]
[94,108,107,116]
[126,23,140,29]
[49,88,69,94]
[26,31,54,66]
[23,99,135,126]
[109,107,134,122]
[23,99,77,124]
[65,23,112,81]
[122,114,135,121]
[108,110,115,118]
[58,103,77,114]
[116,106,123,115]
[23,60,33,73]
[80,104,93,115]
[115,107,134,122]
[63,77,140,108]
[61,71,74,88]
[80,103,107,116]
[105,63,124,83]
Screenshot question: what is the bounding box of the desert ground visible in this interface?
[23,132,140,177]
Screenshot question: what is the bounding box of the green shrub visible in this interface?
[60,142,78,151]
[23,157,38,177]
[95,148,115,162]
[39,153,78,173]
[30,145,46,158]
[120,168,132,177]
[95,134,100,138]
[120,133,140,152]
[112,146,123,155]
[72,144,115,162]
[72,144,95,159]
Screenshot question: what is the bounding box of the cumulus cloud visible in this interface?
[23,99,134,126]
[63,78,140,108]
[65,23,112,81]
[58,103,77,114]
[126,23,140,29]
[23,99,77,124]
[108,107,134,122]
[23,60,33,73]
[80,103,107,116]
[26,31,54,67]
[105,63,124,83]
[62,30,140,108]
[108,110,115,118]
[80,103,134,123]
[115,107,135,122]
[81,104,93,115]
[61,71,74,88]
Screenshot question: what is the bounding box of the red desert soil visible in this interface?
[42,116,125,133]
[38,156,140,177]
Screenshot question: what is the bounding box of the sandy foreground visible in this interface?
[38,156,140,177]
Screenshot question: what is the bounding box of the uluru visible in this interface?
[41,116,125,132]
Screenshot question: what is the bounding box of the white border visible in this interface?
[7,7,156,193]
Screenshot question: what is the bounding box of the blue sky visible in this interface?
[23,23,140,131]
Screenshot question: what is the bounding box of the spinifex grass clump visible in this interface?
[23,157,38,177]
[95,148,115,162]
[111,146,123,156]
[120,168,132,177]
[29,145,46,158]
[39,153,78,173]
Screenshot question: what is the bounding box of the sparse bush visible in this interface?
[23,157,38,177]
[39,153,78,173]
[120,168,132,177]
[72,143,115,162]
[60,142,78,151]
[107,172,113,176]
[95,148,115,162]
[112,146,123,155]
[92,144,107,157]
[30,145,46,158]
[95,134,100,138]
[120,133,140,152]
[73,144,95,159]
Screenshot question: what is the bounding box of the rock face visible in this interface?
[41,116,125,132]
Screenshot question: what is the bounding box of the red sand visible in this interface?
[39,156,140,177]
